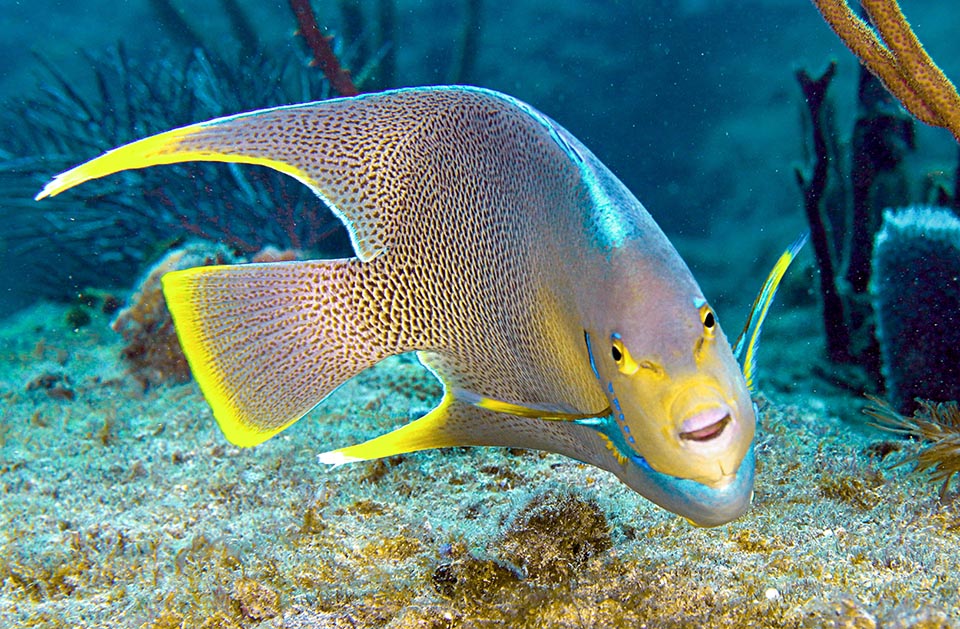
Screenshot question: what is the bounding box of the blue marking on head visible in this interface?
[576,413,642,464]
[583,332,600,380]
[631,452,652,471]
[574,413,756,526]
[581,164,633,252]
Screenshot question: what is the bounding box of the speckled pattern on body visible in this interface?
[37,87,759,527]
[166,89,617,434]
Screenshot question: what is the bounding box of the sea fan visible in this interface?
[865,395,960,499]
[0,44,350,313]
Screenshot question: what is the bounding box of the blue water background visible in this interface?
[1,0,958,319]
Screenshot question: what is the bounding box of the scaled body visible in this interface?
[38,87,758,526]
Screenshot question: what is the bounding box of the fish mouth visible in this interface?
[679,407,733,443]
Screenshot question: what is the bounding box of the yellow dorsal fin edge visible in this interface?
[35,117,315,201]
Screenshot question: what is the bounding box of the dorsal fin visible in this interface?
[36,87,518,261]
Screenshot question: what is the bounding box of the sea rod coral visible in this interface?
[811,0,960,143]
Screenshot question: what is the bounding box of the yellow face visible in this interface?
[589,300,755,488]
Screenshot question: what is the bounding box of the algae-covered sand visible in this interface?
[1,290,958,628]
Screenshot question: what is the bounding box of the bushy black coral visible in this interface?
[1,44,350,313]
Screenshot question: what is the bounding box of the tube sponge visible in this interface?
[871,206,960,413]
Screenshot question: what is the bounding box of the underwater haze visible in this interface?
[2,1,960,627]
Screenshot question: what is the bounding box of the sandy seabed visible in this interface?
[0,298,958,629]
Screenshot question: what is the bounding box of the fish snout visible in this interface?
[678,406,736,450]
[669,391,753,485]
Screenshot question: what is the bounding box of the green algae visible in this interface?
[499,490,612,586]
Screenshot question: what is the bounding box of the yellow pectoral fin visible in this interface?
[473,396,600,421]
[450,387,600,421]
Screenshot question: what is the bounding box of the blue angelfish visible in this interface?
[37,87,803,526]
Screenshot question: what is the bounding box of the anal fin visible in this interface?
[162,258,386,447]
[318,395,460,464]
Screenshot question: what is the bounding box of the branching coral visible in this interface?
[866,396,960,499]
[795,62,851,363]
[2,3,373,316]
[811,0,960,144]
[289,0,360,96]
[804,1,960,409]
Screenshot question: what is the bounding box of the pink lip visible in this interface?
[679,407,732,442]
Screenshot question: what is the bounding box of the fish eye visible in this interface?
[610,336,640,375]
[611,339,624,363]
[699,304,716,338]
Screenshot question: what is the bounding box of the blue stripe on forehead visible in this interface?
[473,86,640,253]
[579,162,634,252]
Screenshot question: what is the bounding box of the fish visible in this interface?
[36,86,802,527]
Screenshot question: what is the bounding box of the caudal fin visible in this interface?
[162,258,387,446]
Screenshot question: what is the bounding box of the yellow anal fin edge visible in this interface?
[162,258,372,449]
[162,264,274,448]
[317,391,626,482]
[35,114,315,200]
[317,391,615,467]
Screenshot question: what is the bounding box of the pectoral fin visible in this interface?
[460,391,602,421]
